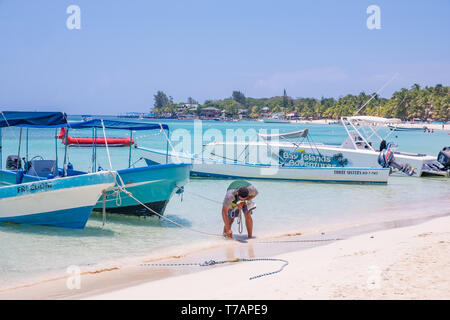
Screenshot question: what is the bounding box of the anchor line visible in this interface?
[139,257,289,280]
[257,238,343,243]
[115,178,223,238]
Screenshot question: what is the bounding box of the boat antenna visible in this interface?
[353,73,398,116]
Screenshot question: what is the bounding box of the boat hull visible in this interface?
[200,141,441,177]
[139,148,389,184]
[263,118,289,123]
[0,171,116,229]
[93,164,191,216]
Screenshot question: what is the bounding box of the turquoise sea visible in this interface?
[0,117,449,287]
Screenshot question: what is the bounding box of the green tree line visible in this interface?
[152,84,449,121]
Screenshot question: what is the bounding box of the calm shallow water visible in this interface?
[0,118,449,287]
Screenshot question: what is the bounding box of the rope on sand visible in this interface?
[139,257,289,280]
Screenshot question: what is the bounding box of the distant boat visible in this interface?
[81,114,92,121]
[263,118,289,123]
[388,125,427,131]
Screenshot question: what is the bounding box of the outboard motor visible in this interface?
[6,155,21,170]
[378,148,415,176]
[437,146,450,170]
[379,140,387,151]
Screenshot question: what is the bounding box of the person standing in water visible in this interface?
[222,180,258,238]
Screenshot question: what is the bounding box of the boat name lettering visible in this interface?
[17,182,53,194]
[280,150,336,167]
[334,170,378,175]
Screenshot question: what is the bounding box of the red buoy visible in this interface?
[57,128,134,147]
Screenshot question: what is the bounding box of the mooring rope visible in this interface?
[95,122,343,281]
[139,257,289,280]
[257,238,343,243]
[117,180,224,238]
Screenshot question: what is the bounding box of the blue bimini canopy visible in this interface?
[0,111,68,128]
[68,119,169,131]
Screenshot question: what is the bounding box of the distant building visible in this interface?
[200,107,221,118]
[185,103,199,109]
[286,112,299,120]
[238,108,249,119]
[260,106,271,118]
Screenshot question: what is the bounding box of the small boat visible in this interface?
[66,119,191,216]
[263,118,289,124]
[81,114,92,121]
[0,111,117,228]
[388,125,427,131]
[57,127,134,147]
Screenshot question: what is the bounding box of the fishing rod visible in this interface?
[353,73,398,116]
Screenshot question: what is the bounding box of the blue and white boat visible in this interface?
[66,119,191,216]
[0,111,117,229]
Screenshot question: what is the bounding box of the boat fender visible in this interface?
[67,162,73,170]
[98,166,104,172]
[47,173,55,180]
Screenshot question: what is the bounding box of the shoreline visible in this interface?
[292,119,450,131]
[88,214,450,300]
[0,211,448,299]
[141,118,450,131]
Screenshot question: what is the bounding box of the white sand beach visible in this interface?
[295,119,449,131]
[1,215,448,300]
[86,215,449,300]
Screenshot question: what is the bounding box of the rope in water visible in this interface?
[139,257,289,280]
[117,180,224,238]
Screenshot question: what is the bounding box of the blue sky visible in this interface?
[0,0,449,114]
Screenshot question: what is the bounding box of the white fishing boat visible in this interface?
[204,116,449,177]
[138,141,390,184]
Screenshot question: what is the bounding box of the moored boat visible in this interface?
[66,119,191,216]
[204,117,449,177]
[138,147,390,184]
[0,111,117,228]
